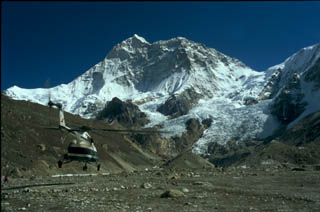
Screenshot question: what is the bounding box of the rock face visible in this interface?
[279,110,320,146]
[304,58,320,88]
[157,88,201,118]
[130,133,170,156]
[266,44,320,126]
[96,97,148,127]
[271,73,307,124]
[172,118,205,154]
[205,140,257,167]
[257,69,282,101]
[130,118,205,157]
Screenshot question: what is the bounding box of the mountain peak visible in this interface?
[106,34,150,60]
[123,34,150,46]
[267,43,320,72]
[132,34,149,44]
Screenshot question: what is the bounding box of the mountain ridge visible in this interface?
[4,35,320,156]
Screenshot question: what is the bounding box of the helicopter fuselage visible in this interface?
[49,100,100,171]
[64,146,99,163]
[65,133,99,163]
[61,127,99,163]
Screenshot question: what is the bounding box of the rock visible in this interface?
[89,187,99,192]
[10,167,23,177]
[170,118,205,153]
[23,188,30,193]
[37,144,46,151]
[1,193,9,200]
[168,174,180,180]
[140,183,152,189]
[243,96,258,105]
[160,189,184,198]
[291,167,306,171]
[192,181,212,186]
[101,144,108,151]
[201,118,213,129]
[182,188,190,193]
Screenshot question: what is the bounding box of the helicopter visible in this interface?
[48,100,101,171]
[47,99,170,172]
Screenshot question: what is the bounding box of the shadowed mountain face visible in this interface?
[278,110,320,146]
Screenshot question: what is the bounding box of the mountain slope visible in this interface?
[234,110,320,169]
[266,44,320,127]
[1,94,215,177]
[4,35,320,158]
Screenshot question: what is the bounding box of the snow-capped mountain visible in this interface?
[4,35,320,156]
[265,44,320,128]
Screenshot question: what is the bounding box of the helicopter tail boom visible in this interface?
[59,109,67,128]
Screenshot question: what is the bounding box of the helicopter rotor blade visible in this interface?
[43,127,61,131]
[85,126,171,134]
[43,126,82,133]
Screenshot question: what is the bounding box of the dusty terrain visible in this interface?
[1,94,320,211]
[2,167,320,212]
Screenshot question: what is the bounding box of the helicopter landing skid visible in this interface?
[82,162,101,171]
[58,160,101,171]
[58,159,72,168]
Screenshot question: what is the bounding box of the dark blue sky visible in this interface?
[2,1,320,90]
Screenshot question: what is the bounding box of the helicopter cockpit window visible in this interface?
[82,132,91,140]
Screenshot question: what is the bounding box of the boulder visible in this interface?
[160,189,184,198]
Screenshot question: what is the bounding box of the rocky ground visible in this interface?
[2,166,320,212]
